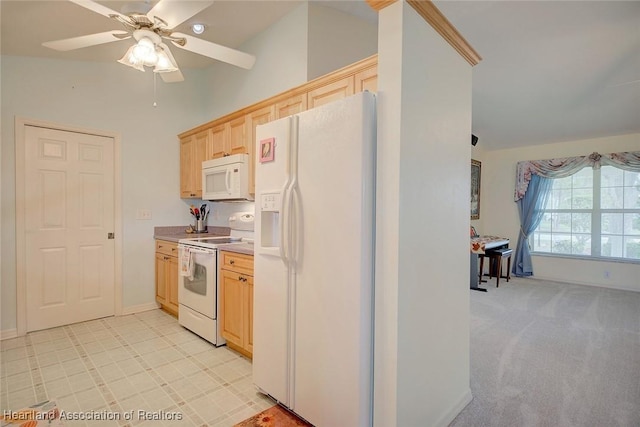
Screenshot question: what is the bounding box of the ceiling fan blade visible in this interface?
[158,43,184,83]
[170,33,256,70]
[42,31,129,51]
[160,70,185,83]
[147,0,214,29]
[68,0,124,19]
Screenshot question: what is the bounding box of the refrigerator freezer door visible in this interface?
[253,116,292,405]
[291,92,376,426]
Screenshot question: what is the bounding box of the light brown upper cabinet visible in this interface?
[307,76,355,109]
[247,104,275,194]
[180,128,209,199]
[355,66,378,93]
[275,93,308,119]
[228,116,248,155]
[208,117,249,160]
[178,55,378,199]
[208,123,228,159]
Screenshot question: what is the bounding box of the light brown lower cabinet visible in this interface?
[220,251,254,358]
[155,240,179,316]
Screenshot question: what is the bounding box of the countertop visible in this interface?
[218,242,254,256]
[154,225,254,256]
[154,225,231,243]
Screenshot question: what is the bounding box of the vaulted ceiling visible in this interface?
[2,1,638,150]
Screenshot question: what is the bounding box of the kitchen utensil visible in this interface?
[195,219,207,233]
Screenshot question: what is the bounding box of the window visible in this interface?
[531,165,640,260]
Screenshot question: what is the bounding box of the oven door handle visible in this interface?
[178,245,216,255]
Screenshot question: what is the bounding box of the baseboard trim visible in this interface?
[121,302,161,316]
[434,388,473,427]
[1,303,161,339]
[1,328,18,341]
[526,276,639,293]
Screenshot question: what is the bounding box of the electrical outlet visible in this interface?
[136,209,152,220]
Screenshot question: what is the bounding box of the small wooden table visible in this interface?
[470,236,509,292]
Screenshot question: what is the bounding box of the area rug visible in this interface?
[234,405,312,427]
[0,399,63,426]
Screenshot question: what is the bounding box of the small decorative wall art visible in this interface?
[471,159,481,220]
[259,137,275,163]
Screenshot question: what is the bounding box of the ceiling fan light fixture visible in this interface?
[154,47,178,73]
[117,44,145,71]
[132,37,158,66]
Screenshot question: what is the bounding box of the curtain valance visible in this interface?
[514,151,640,201]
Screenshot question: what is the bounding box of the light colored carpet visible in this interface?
[451,277,640,427]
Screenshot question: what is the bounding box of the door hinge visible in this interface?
[108,233,115,239]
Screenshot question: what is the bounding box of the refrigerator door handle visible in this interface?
[286,180,297,266]
[279,183,290,265]
[288,116,300,266]
[290,184,301,264]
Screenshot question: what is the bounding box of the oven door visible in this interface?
[178,246,216,319]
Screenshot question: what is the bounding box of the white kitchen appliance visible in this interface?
[177,214,254,345]
[253,92,376,426]
[228,211,255,241]
[202,154,253,201]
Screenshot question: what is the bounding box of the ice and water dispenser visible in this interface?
[259,192,281,250]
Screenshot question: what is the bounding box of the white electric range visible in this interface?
[177,212,254,346]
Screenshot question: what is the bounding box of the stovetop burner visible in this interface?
[178,235,243,249]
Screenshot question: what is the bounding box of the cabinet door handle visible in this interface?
[229,260,235,265]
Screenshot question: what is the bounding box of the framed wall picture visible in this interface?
[259,137,275,163]
[471,159,481,220]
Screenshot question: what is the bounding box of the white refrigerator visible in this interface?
[253,92,376,427]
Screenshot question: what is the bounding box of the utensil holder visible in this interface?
[195,219,207,233]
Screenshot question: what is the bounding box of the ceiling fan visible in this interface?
[42,0,256,82]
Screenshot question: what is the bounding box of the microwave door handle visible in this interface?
[225,167,231,194]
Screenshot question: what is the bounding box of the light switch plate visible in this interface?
[136,209,152,220]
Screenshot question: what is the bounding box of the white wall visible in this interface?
[203,3,310,120]
[201,2,378,120]
[481,133,640,291]
[307,3,377,80]
[0,56,208,331]
[375,2,472,426]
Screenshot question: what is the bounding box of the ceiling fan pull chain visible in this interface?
[153,72,158,107]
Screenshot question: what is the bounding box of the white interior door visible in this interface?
[24,125,115,332]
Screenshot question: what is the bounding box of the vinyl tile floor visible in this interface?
[0,309,275,426]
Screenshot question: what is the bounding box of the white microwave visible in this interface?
[202,154,253,201]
